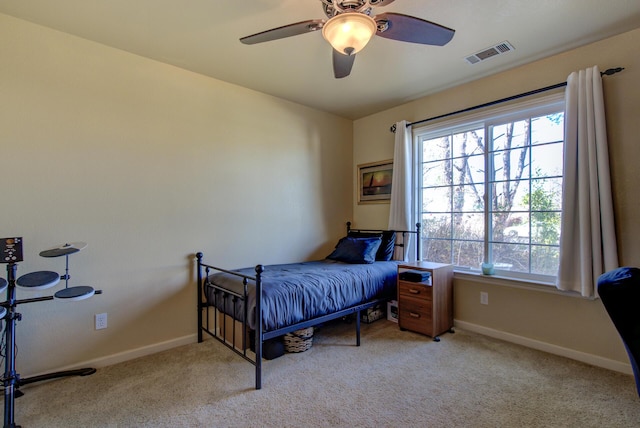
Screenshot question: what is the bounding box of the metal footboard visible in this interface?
[196,253,264,387]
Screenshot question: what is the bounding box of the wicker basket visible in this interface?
[284,327,314,353]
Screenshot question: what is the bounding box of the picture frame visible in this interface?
[358,159,393,204]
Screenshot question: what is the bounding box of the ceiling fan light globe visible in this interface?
[322,12,377,55]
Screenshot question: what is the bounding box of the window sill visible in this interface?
[453,270,593,300]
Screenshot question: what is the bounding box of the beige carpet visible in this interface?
[14,320,640,427]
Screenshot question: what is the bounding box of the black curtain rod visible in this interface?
[390,67,625,133]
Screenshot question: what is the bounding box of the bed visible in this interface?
[196,222,420,389]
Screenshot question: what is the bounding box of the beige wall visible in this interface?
[354,28,640,369]
[0,14,353,375]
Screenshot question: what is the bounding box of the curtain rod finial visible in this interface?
[601,67,624,76]
[390,124,396,133]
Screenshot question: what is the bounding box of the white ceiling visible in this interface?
[1,0,639,119]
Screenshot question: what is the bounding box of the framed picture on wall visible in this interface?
[358,160,393,204]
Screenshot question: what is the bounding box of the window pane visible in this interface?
[451,240,483,269]
[452,130,484,158]
[531,212,561,245]
[452,184,484,212]
[492,243,530,272]
[531,245,560,275]
[493,212,529,243]
[453,153,485,185]
[422,238,451,264]
[454,213,484,240]
[422,136,450,162]
[529,178,562,211]
[492,120,529,151]
[422,160,450,187]
[491,147,530,182]
[531,143,563,177]
[422,187,451,212]
[423,213,451,239]
[490,179,531,212]
[532,114,564,145]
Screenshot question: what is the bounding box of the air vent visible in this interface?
[465,41,515,65]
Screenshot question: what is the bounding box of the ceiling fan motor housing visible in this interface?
[322,0,374,18]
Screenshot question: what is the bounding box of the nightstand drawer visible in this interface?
[399,298,433,335]
[398,281,432,301]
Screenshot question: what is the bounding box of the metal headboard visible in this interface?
[345,221,421,260]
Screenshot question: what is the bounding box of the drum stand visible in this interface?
[2,262,19,428]
[1,240,100,428]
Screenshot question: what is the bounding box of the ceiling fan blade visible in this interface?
[333,49,355,79]
[240,19,325,45]
[375,12,455,46]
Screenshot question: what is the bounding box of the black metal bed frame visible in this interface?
[196,222,421,389]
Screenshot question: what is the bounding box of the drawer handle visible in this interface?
[410,312,421,318]
[409,289,421,294]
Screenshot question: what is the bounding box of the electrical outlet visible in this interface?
[480,292,489,305]
[95,313,108,330]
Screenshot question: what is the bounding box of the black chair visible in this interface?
[597,267,640,397]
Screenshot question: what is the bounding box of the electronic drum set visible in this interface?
[15,241,96,300]
[1,237,101,428]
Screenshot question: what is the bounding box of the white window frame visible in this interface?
[413,92,565,283]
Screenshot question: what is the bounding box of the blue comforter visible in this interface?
[206,259,398,332]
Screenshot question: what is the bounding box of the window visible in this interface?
[416,94,565,282]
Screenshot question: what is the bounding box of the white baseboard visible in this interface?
[25,334,198,379]
[29,324,634,378]
[454,320,633,375]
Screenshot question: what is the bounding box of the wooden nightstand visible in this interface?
[397,261,454,341]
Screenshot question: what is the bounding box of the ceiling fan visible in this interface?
[240,0,455,79]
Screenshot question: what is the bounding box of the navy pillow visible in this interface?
[327,237,382,264]
[348,231,396,261]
